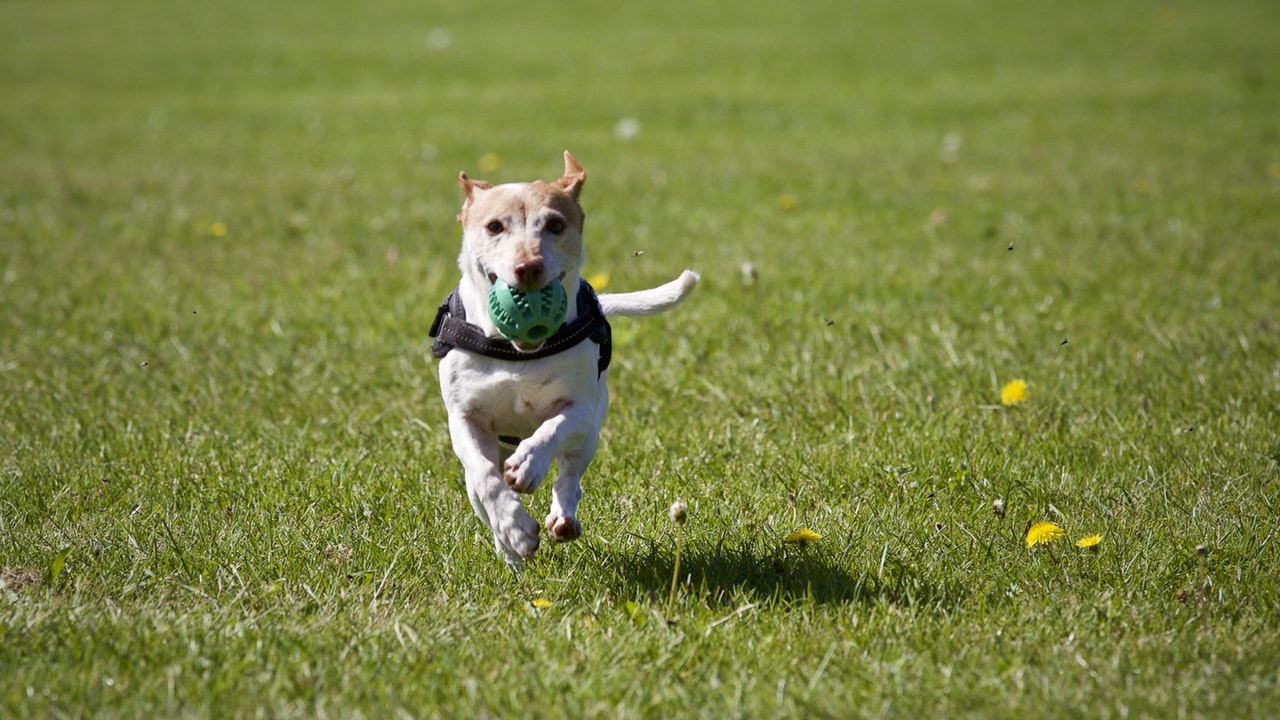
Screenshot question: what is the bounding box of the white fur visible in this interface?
[600,270,700,317]
[437,152,697,568]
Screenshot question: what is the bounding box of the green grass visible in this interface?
[3,0,1279,716]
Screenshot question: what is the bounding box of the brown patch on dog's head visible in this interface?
[456,151,587,231]
[524,181,586,232]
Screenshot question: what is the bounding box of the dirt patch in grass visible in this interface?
[0,567,43,592]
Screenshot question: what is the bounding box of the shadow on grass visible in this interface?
[595,534,967,610]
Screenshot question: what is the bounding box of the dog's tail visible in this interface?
[598,269,699,318]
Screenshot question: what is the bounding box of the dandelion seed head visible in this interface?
[426,27,453,50]
[940,131,962,163]
[614,117,641,141]
[669,501,687,525]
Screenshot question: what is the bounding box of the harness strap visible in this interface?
[429,279,611,376]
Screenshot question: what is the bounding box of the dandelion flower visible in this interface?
[1000,379,1028,406]
[1025,521,1065,548]
[784,528,822,546]
[530,597,552,609]
[776,194,799,211]
[586,271,610,291]
[479,153,503,173]
[1075,533,1102,549]
[669,501,687,525]
[210,222,228,238]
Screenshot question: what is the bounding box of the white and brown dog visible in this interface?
[430,151,697,568]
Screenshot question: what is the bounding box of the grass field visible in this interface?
[3,0,1279,716]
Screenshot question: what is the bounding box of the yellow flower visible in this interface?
[479,153,504,173]
[776,194,799,211]
[530,597,552,609]
[1025,521,1065,548]
[784,528,822,545]
[585,271,609,290]
[1075,533,1102,549]
[1000,379,1028,406]
[209,221,228,238]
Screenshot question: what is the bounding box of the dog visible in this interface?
[429,151,698,568]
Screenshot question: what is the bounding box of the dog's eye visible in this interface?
[485,220,504,235]
[545,218,565,234]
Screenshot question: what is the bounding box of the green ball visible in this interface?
[487,279,568,344]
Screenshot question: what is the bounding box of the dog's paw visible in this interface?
[503,449,551,494]
[495,510,541,567]
[545,513,582,543]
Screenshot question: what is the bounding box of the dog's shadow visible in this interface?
[587,534,963,610]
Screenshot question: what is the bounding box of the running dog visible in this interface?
[430,151,698,567]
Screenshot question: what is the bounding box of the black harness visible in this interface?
[429,279,612,377]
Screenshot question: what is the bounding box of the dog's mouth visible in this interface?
[480,265,568,353]
[484,270,567,289]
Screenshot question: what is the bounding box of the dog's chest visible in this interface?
[440,348,602,435]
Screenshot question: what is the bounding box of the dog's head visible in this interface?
[456,151,587,295]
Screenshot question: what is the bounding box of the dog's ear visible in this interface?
[458,171,492,198]
[457,171,492,223]
[552,151,586,199]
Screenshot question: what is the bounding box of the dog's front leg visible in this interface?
[543,430,598,543]
[503,400,594,495]
[448,413,540,567]
[504,401,601,543]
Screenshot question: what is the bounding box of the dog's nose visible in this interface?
[513,260,544,285]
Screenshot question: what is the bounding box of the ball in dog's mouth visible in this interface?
[487,278,568,348]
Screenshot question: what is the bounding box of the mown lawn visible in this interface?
[2,0,1278,717]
